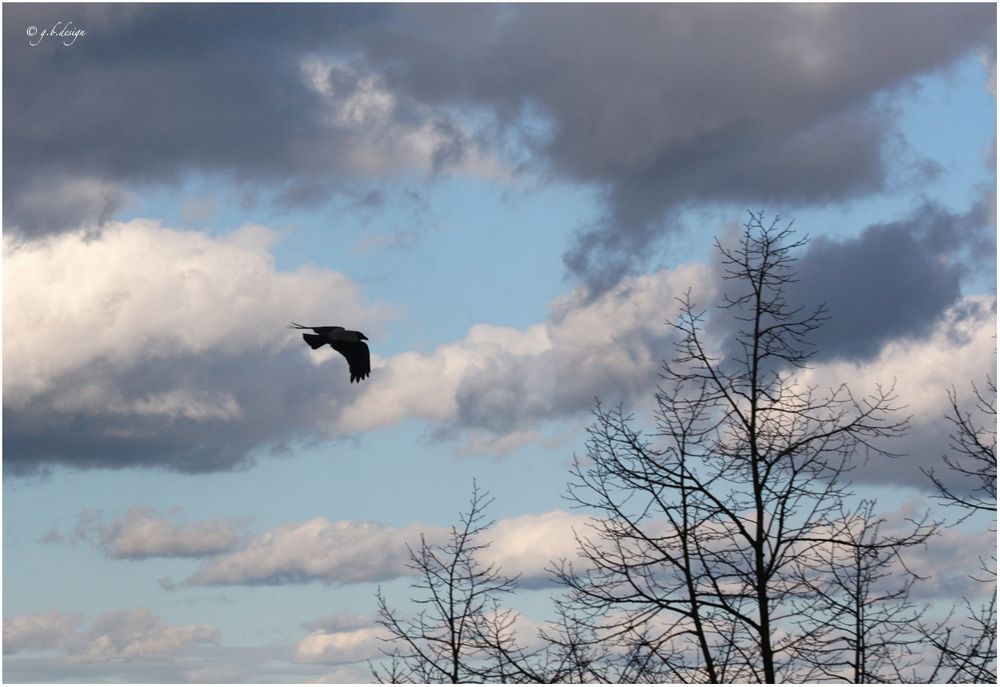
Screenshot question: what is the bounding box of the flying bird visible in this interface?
[290,322,371,383]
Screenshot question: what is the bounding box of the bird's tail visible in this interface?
[302,333,325,349]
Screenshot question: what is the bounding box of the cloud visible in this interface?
[336,262,715,446]
[86,506,243,559]
[795,294,996,487]
[74,608,218,663]
[6,5,992,289]
[3,608,218,661]
[484,511,590,588]
[334,199,994,463]
[2,4,507,235]
[3,610,85,655]
[2,219,389,473]
[182,663,252,683]
[182,509,588,590]
[358,4,995,289]
[896,519,996,602]
[792,201,995,361]
[302,612,376,634]
[295,627,385,665]
[184,518,436,587]
[6,207,990,477]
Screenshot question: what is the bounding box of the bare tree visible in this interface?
[921,377,997,684]
[923,377,997,521]
[371,484,632,684]
[554,212,912,683]
[372,483,520,683]
[792,500,937,683]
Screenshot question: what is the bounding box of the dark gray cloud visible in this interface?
[5,4,994,288]
[795,201,994,361]
[3,3,467,233]
[703,198,995,372]
[359,4,995,289]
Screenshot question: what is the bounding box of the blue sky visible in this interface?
[3,4,996,683]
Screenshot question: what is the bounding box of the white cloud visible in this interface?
[797,295,996,423]
[3,608,218,662]
[182,509,589,589]
[91,506,243,559]
[7,215,989,475]
[74,608,218,662]
[3,610,84,655]
[484,510,590,587]
[3,220,376,404]
[899,524,997,601]
[3,219,392,472]
[186,517,439,586]
[303,612,375,634]
[295,627,386,665]
[335,263,715,450]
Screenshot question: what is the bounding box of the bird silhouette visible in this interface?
[290,322,371,383]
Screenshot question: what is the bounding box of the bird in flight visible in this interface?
[290,323,371,383]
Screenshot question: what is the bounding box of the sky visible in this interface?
[2,3,997,683]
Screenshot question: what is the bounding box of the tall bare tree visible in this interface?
[554,212,912,683]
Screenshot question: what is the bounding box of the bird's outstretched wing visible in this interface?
[328,340,371,383]
[289,322,343,334]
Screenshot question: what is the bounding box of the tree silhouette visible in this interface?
[372,483,520,683]
[554,212,915,683]
[922,377,997,684]
[370,213,996,683]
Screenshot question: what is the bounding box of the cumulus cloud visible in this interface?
[3,610,85,655]
[336,262,715,446]
[795,294,996,487]
[82,506,243,560]
[6,206,989,477]
[74,608,218,663]
[2,219,389,473]
[295,626,386,665]
[484,510,590,588]
[6,5,992,290]
[3,608,217,661]
[792,201,995,361]
[184,518,436,587]
[332,205,994,466]
[180,509,587,589]
[298,58,509,182]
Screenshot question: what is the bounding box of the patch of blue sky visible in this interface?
[887,53,995,207]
